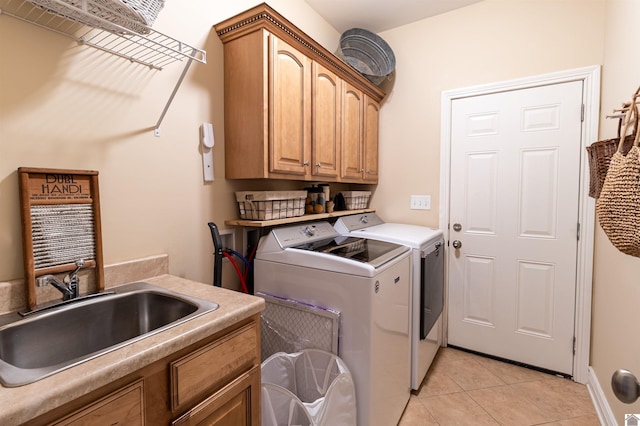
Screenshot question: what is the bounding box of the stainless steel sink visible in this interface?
[0,282,219,387]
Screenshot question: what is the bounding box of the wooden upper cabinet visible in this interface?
[312,63,341,179]
[341,84,381,183]
[341,83,363,181]
[269,37,311,177]
[221,30,269,180]
[363,95,380,183]
[215,3,385,183]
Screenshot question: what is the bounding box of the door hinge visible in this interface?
[577,222,581,241]
[581,104,585,122]
[573,337,576,355]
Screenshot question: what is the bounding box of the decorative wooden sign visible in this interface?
[18,167,105,311]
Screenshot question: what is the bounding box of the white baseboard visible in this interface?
[587,366,617,426]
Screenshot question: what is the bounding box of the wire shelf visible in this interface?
[1,0,206,133]
[0,0,206,70]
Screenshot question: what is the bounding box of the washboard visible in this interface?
[18,167,104,311]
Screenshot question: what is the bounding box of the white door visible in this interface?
[447,81,583,375]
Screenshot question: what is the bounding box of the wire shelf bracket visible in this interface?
[0,0,207,136]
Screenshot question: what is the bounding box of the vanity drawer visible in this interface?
[170,321,259,411]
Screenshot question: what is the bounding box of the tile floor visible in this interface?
[399,347,600,426]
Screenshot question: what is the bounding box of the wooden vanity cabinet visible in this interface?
[52,379,145,425]
[215,3,384,183]
[25,315,260,426]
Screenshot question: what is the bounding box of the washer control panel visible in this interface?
[273,221,339,248]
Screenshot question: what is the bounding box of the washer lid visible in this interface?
[294,235,408,268]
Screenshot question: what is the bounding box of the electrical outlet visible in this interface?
[410,195,431,210]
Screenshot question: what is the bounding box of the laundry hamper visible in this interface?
[261,349,356,426]
[27,0,165,33]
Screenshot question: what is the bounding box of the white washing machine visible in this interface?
[254,221,411,426]
[335,213,444,390]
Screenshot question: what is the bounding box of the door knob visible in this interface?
[452,240,462,249]
[453,223,462,232]
[612,369,640,403]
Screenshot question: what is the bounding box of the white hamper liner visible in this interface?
[261,349,356,426]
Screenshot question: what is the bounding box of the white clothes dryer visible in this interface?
[254,221,411,426]
[335,213,444,390]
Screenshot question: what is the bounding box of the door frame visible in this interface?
[439,65,600,384]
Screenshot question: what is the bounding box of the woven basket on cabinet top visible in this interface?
[28,0,165,34]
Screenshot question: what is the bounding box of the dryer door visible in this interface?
[420,240,444,339]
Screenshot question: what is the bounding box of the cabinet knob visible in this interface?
[316,162,321,168]
[303,161,309,167]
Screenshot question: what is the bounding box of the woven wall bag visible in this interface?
[587,86,640,199]
[586,113,637,198]
[596,104,640,257]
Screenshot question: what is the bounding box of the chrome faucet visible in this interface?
[36,259,85,301]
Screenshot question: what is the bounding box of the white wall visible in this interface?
[591,0,640,422]
[375,0,606,226]
[0,0,338,287]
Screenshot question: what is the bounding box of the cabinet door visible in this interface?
[53,379,145,426]
[363,95,380,183]
[269,36,311,177]
[312,62,341,179]
[341,82,364,181]
[172,366,260,426]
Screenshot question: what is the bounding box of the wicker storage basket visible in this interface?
[236,191,307,221]
[587,111,637,199]
[587,135,634,198]
[341,191,371,210]
[28,0,165,34]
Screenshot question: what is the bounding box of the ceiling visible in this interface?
[304,0,483,33]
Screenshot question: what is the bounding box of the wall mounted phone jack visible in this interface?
[201,123,215,182]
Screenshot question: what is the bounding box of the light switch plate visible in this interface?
[410,195,431,210]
